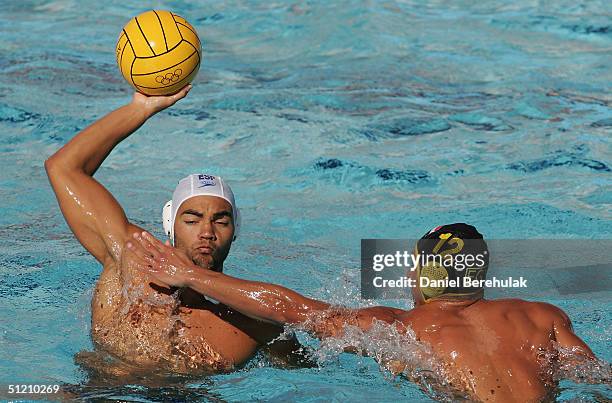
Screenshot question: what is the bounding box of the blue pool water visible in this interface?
[0,0,610,401]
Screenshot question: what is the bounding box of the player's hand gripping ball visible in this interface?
[116,10,201,96]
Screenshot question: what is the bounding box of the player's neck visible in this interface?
[426,296,484,310]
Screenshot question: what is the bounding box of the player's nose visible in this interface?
[198,220,215,240]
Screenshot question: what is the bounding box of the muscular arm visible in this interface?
[45,87,191,265]
[535,303,609,385]
[178,265,402,339]
[127,231,406,339]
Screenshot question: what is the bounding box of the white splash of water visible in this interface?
[280,307,462,401]
[540,341,612,385]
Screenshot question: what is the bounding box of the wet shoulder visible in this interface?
[483,298,558,312]
[480,298,563,328]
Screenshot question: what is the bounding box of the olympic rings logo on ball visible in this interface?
[155,69,183,85]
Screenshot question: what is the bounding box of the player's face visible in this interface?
[173,196,235,271]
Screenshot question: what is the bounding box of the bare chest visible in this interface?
[91,265,259,372]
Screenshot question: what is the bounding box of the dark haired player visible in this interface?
[127,223,597,401]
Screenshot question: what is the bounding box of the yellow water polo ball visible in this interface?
[116,10,202,96]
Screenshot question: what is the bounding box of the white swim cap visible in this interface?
[162,174,241,245]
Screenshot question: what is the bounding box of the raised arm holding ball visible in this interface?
[45,9,310,375]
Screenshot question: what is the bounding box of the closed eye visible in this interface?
[212,211,232,224]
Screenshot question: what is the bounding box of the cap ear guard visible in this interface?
[162,200,173,245]
[233,207,241,241]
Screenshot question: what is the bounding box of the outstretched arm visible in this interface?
[45,86,191,264]
[127,231,407,339]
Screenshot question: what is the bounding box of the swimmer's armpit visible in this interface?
[126,231,194,288]
[543,302,596,359]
